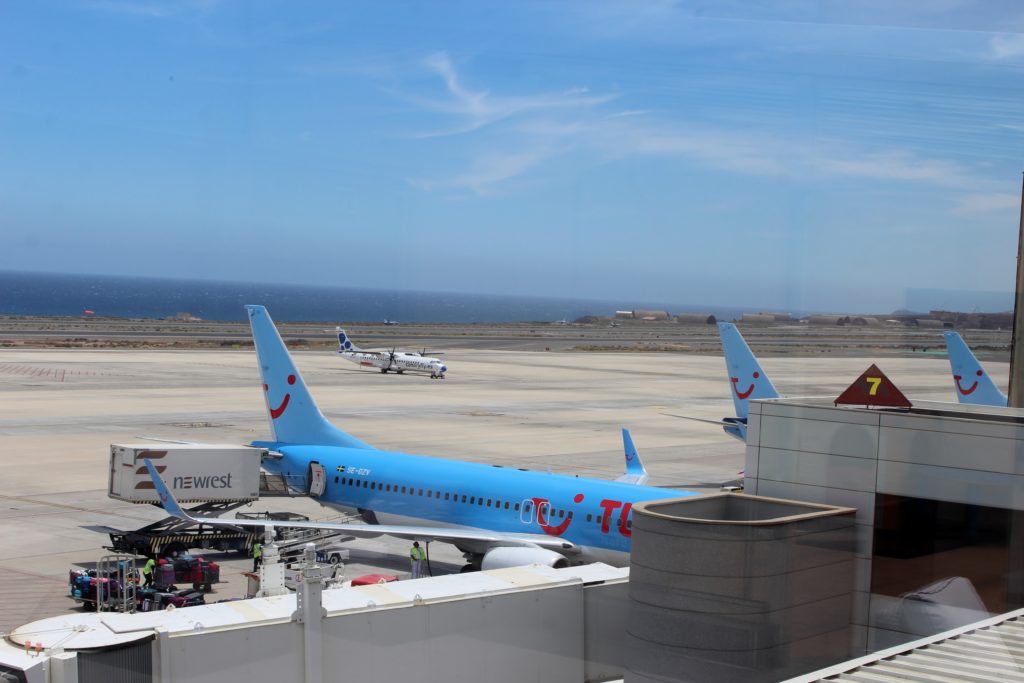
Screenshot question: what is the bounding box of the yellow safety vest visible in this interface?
[253,543,262,559]
[410,546,425,561]
[143,559,155,576]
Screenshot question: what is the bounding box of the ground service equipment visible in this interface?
[106,443,264,557]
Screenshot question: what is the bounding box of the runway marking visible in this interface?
[0,565,66,583]
[0,493,150,520]
[0,364,104,381]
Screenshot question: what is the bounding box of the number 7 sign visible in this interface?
[835,364,912,408]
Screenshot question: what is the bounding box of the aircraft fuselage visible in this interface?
[340,351,446,377]
[255,441,697,566]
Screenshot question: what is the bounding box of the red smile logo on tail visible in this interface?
[954,370,982,396]
[265,374,296,419]
[731,372,759,400]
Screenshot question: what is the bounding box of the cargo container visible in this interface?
[108,443,263,504]
[106,443,265,558]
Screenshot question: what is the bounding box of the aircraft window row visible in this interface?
[584,512,632,528]
[333,474,628,526]
[336,475,534,513]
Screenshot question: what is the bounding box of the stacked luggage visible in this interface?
[135,586,206,611]
[165,554,220,591]
[71,553,219,612]
[68,567,137,610]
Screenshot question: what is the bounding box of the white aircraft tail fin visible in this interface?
[336,328,365,353]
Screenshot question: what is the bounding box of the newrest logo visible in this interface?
[173,473,234,489]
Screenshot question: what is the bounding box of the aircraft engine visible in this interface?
[480,546,569,570]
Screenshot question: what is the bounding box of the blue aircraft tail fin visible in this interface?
[615,428,649,485]
[336,328,364,353]
[943,332,1007,407]
[719,323,781,421]
[247,306,373,448]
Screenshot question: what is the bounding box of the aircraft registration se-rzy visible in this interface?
[337,328,448,379]
[146,305,697,571]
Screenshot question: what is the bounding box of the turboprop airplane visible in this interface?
[337,328,448,379]
[943,331,1007,407]
[663,323,781,442]
[147,305,699,571]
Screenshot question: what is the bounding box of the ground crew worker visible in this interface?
[410,541,426,579]
[142,557,156,587]
[252,542,262,572]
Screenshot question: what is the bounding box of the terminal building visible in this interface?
[3,391,1024,682]
[743,395,1024,653]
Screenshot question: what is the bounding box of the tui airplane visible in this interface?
[662,322,781,442]
[146,305,698,571]
[943,331,1007,407]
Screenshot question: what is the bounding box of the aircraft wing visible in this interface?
[660,412,737,426]
[145,460,576,553]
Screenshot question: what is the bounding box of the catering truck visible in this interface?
[106,444,265,557]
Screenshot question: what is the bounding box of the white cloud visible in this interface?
[409,149,552,196]
[952,192,1020,215]
[988,33,1024,60]
[812,151,976,188]
[406,52,616,137]
[536,116,980,188]
[398,53,999,196]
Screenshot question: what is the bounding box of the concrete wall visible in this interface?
[151,577,626,683]
[744,398,1024,653]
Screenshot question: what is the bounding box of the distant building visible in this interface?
[740,313,775,325]
[674,313,716,324]
[172,312,202,322]
[632,310,670,321]
[614,311,633,319]
[807,315,845,326]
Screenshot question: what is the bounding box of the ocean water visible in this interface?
[0,271,744,323]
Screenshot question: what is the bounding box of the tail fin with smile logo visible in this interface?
[247,305,372,448]
[943,331,1007,407]
[719,323,781,430]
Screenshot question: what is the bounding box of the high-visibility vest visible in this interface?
[253,543,262,559]
[143,559,155,576]
[410,546,425,561]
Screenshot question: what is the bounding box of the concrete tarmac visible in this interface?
[0,345,976,634]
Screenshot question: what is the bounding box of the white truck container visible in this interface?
[108,443,263,504]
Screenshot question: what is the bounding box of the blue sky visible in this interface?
[1,1,1022,314]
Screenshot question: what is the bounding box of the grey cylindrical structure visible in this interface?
[625,494,857,683]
